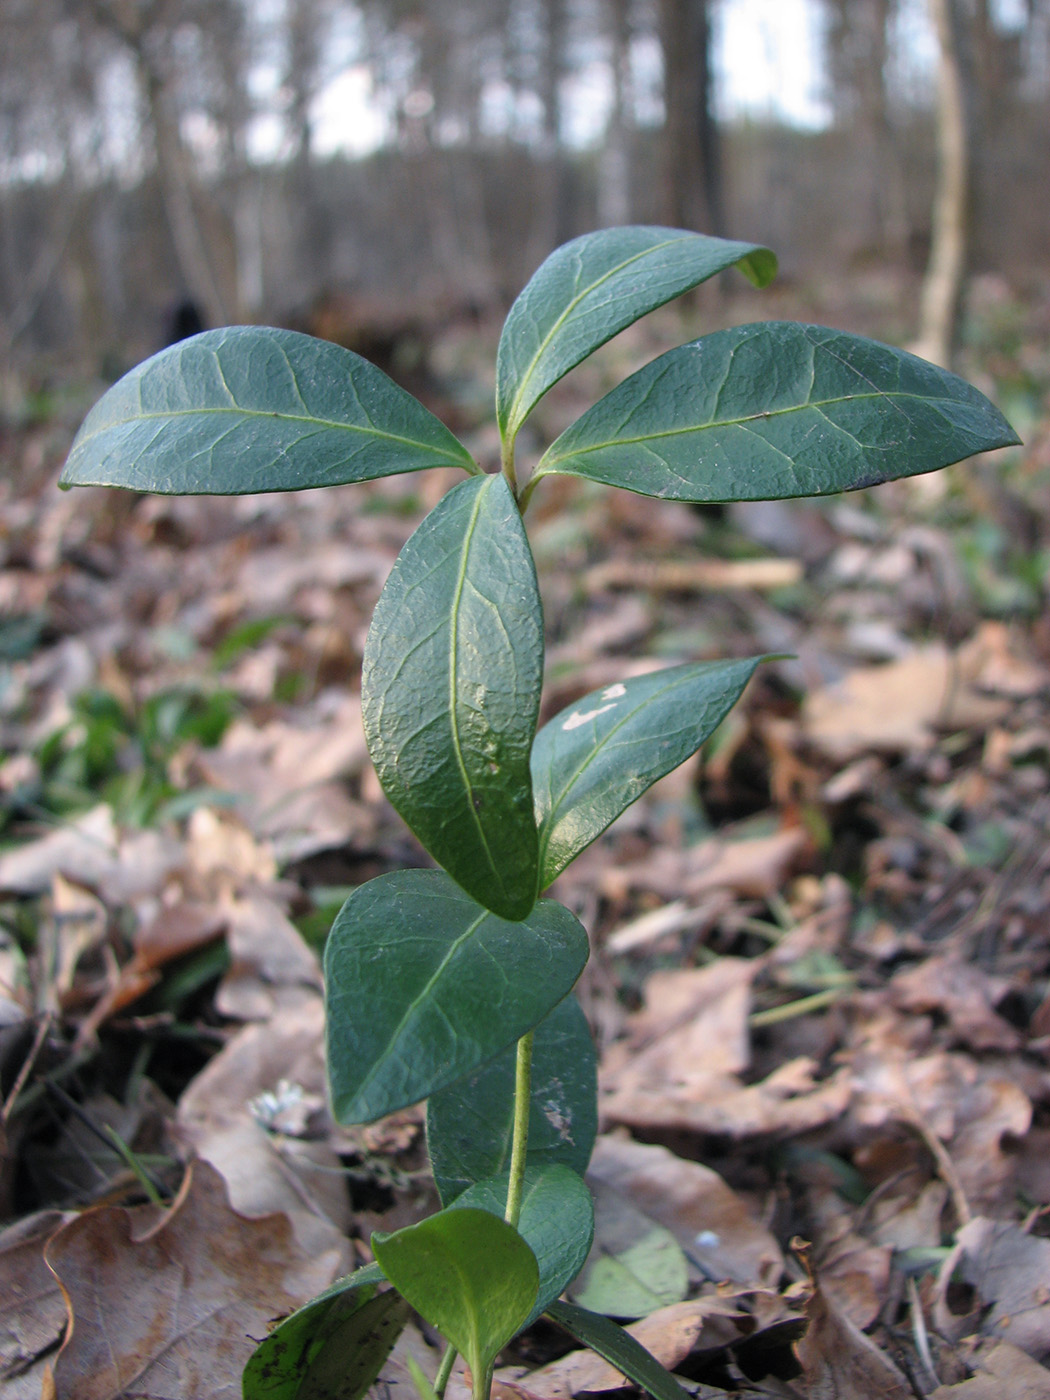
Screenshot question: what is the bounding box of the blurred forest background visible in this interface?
[2,0,1049,370]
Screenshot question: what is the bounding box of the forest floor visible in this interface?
[2,267,1050,1398]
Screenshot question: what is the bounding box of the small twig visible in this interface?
[1,1011,53,1127]
[907,1275,940,1391]
[902,1103,972,1229]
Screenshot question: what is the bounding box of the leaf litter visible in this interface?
[1,294,1049,1396]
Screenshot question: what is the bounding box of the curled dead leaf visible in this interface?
[44,1157,348,1400]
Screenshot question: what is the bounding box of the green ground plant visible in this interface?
[60,227,1018,1400]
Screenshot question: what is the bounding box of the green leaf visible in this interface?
[532,658,765,887]
[569,1182,688,1320]
[451,1164,595,1328]
[362,473,543,920]
[324,870,588,1124]
[241,1263,397,1399]
[496,227,775,447]
[534,322,1022,501]
[427,995,597,1205]
[61,327,477,495]
[372,1210,538,1388]
[545,1301,693,1400]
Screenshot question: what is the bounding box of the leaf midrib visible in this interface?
[347,903,490,1112]
[447,482,512,902]
[503,234,692,438]
[537,388,945,470]
[69,402,472,465]
[535,669,698,880]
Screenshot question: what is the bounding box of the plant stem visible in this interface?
[504,1030,534,1229]
[433,1343,457,1399]
[501,437,518,496]
[473,1363,494,1400]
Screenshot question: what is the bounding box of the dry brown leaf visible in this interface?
[604,958,755,1087]
[195,692,370,864]
[850,1031,1032,1214]
[867,1179,949,1253]
[587,1134,783,1287]
[0,1210,70,1397]
[952,1218,1050,1361]
[521,1298,750,1398]
[175,993,351,1253]
[803,644,1010,761]
[602,1058,853,1139]
[603,827,808,903]
[0,806,184,903]
[931,1342,1050,1397]
[796,1172,895,1330]
[795,1279,912,1399]
[890,956,1022,1053]
[601,961,851,1138]
[184,806,277,888]
[957,620,1050,699]
[75,902,227,1043]
[43,1157,347,1400]
[0,806,117,897]
[215,892,323,1020]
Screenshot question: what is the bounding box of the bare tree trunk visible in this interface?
[658,0,723,234]
[914,0,973,368]
[83,0,232,328]
[145,65,232,328]
[598,0,633,227]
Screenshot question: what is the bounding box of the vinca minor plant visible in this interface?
[61,227,1019,1400]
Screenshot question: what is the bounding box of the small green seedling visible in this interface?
[61,227,1019,1400]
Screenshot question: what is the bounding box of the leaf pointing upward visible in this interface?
[496,227,775,448]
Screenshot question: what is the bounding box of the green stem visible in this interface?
[433,1343,457,1399]
[473,1364,494,1400]
[501,435,518,496]
[504,1030,534,1229]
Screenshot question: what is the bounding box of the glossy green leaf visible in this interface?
[61,328,477,495]
[545,1301,693,1400]
[496,227,775,446]
[452,1164,595,1328]
[372,1209,538,1388]
[241,1263,397,1400]
[362,473,543,920]
[324,870,588,1124]
[427,995,597,1206]
[569,1182,688,1320]
[534,322,1021,501]
[532,658,765,887]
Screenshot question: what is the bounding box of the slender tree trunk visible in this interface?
[598,0,633,227]
[914,0,973,367]
[145,66,232,327]
[658,0,723,234]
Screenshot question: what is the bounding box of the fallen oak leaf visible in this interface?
[0,1210,70,1398]
[795,1276,912,1399]
[931,1341,1050,1398]
[950,1218,1050,1362]
[43,1157,348,1400]
[586,1135,783,1288]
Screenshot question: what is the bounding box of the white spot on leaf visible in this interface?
[562,702,617,731]
[601,683,627,699]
